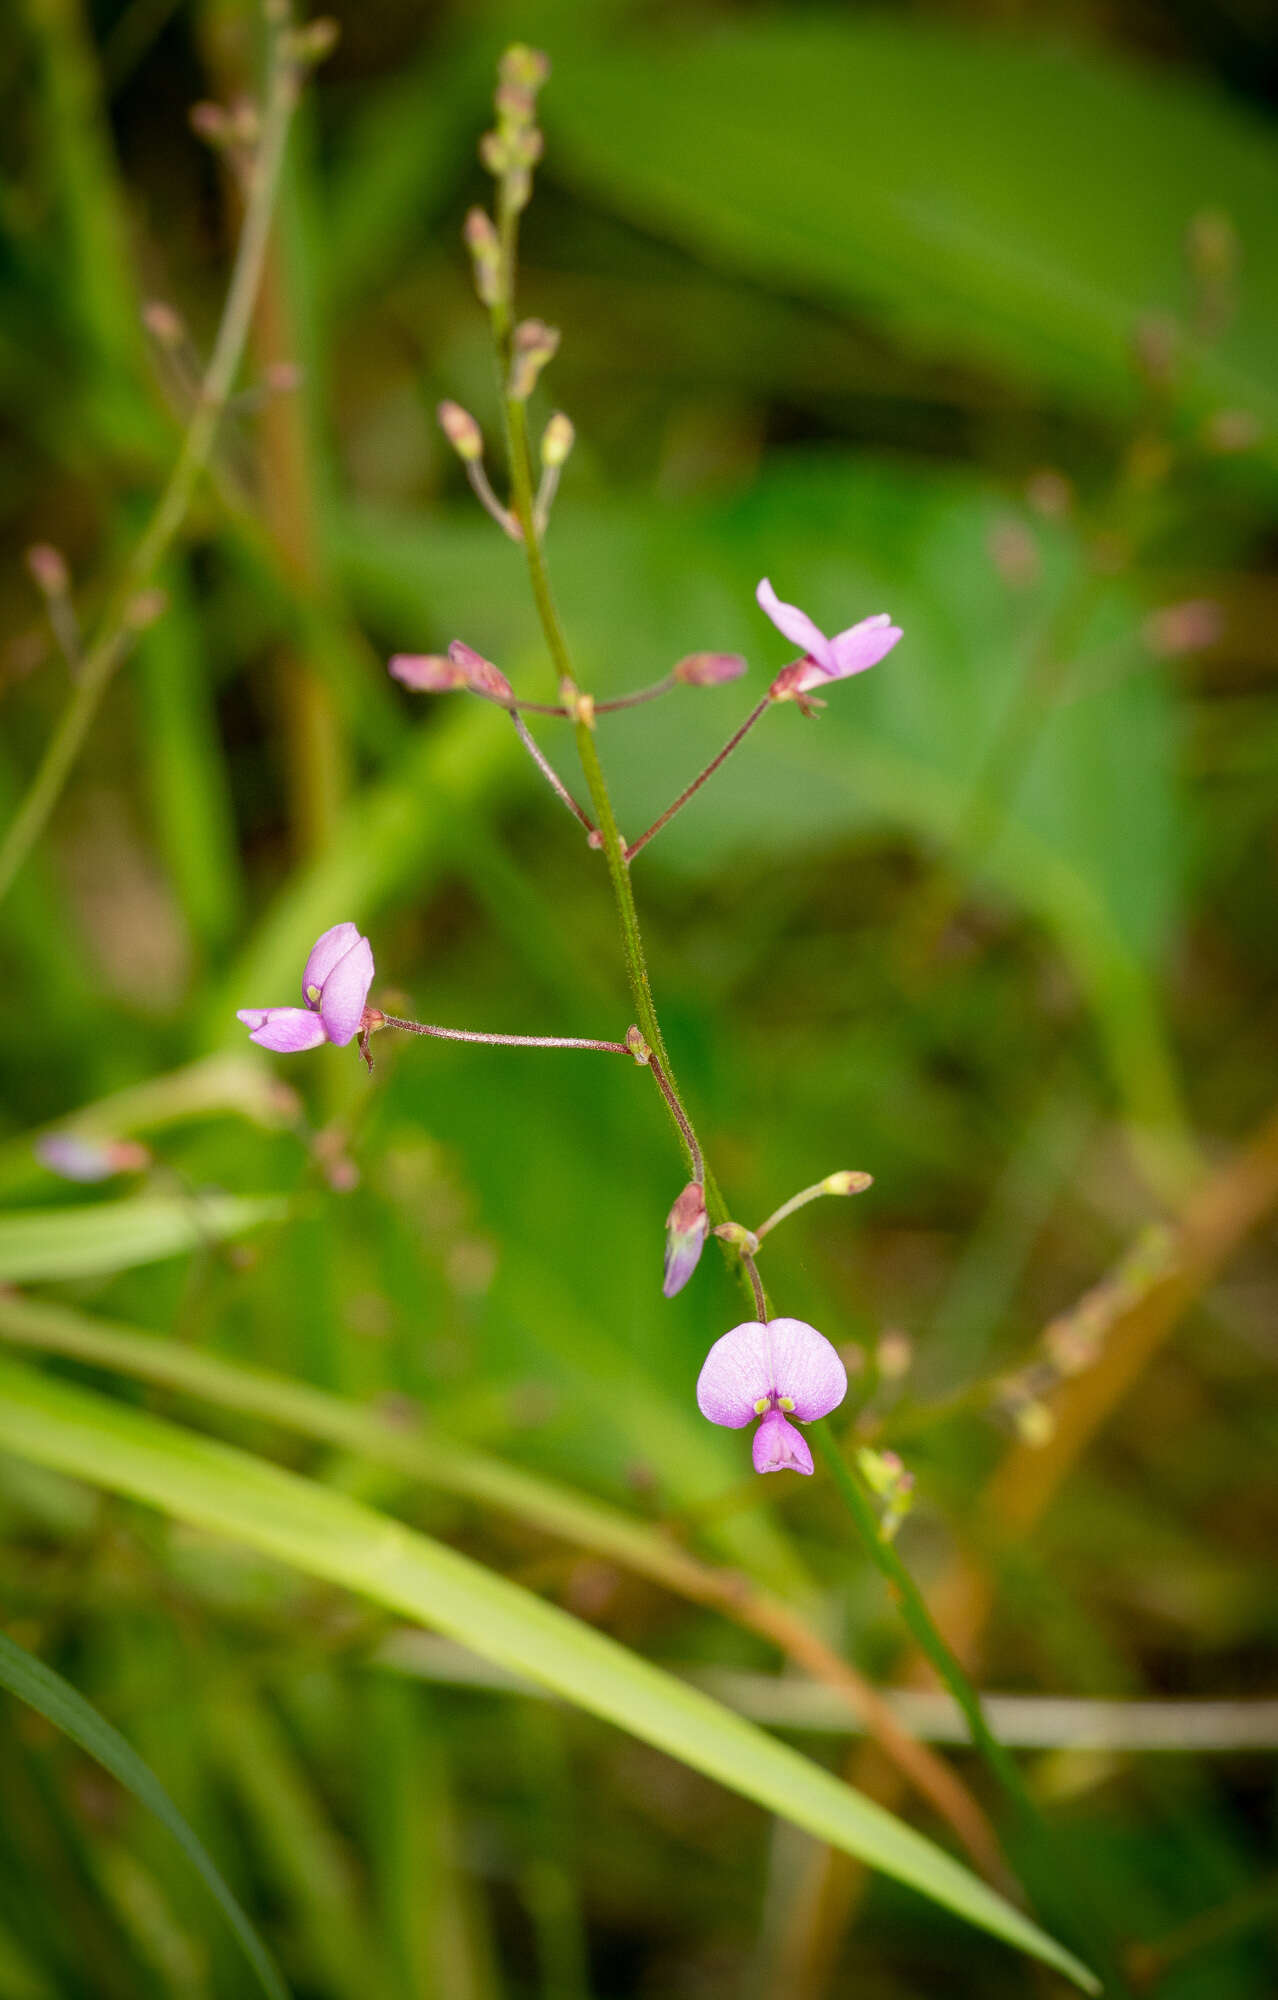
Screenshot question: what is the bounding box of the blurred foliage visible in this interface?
[1,0,1277,1994]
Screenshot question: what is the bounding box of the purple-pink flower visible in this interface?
[237,923,374,1054]
[696,1316,847,1475]
[663,1181,708,1298]
[757,578,902,699]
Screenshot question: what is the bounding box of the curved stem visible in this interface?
[0,8,301,908]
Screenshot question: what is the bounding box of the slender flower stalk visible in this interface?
[625,699,770,862]
[0,5,305,909]
[740,1250,768,1322]
[374,1014,629,1055]
[508,711,597,838]
[644,1050,703,1183]
[755,1169,874,1242]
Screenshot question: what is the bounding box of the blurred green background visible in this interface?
[2,0,1277,1993]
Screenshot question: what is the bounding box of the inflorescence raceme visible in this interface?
[235,45,900,1477]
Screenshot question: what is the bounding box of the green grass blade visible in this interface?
[0,1354,1098,1991]
[0,1195,286,1281]
[0,1628,289,2000]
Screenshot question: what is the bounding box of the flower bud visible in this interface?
[662,1181,708,1298]
[822,1169,873,1196]
[625,1025,651,1064]
[713,1220,760,1255]
[448,639,513,701]
[1142,599,1222,659]
[36,1132,150,1182]
[479,129,513,176]
[672,652,747,687]
[855,1445,916,1540]
[141,300,186,348]
[540,412,575,468]
[389,653,467,693]
[26,544,69,597]
[189,100,231,146]
[499,44,550,93]
[463,207,503,307]
[437,399,483,463]
[509,319,560,401]
[284,17,339,66]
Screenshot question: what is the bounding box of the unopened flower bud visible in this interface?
[189,100,231,146]
[494,79,536,126]
[509,319,560,401]
[463,207,503,306]
[142,300,186,348]
[1142,599,1223,659]
[389,653,467,693]
[672,652,747,687]
[499,44,550,93]
[36,1132,150,1183]
[26,544,69,597]
[448,639,512,701]
[540,412,575,468]
[663,1181,708,1298]
[713,1220,760,1255]
[855,1445,915,1538]
[437,399,483,463]
[625,1025,651,1064]
[479,129,513,177]
[284,16,339,66]
[822,1169,873,1196]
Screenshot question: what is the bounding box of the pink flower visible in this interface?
[237,923,374,1053]
[663,1181,708,1297]
[756,578,901,699]
[696,1316,847,1475]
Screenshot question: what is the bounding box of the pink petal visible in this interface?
[318,935,375,1046]
[389,654,466,692]
[755,578,836,672]
[826,615,902,682]
[752,1409,814,1475]
[696,1320,772,1427]
[302,924,363,1000]
[767,1316,848,1421]
[238,1007,328,1053]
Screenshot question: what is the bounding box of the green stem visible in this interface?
[811,1424,1038,1818]
[0,6,301,908]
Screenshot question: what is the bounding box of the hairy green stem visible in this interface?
[0,3,300,908]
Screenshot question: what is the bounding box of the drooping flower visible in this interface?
[237,924,374,1054]
[696,1316,847,1475]
[756,577,901,700]
[662,1181,708,1298]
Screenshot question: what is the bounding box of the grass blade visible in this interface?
[0,1354,1097,1991]
[0,1628,289,2000]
